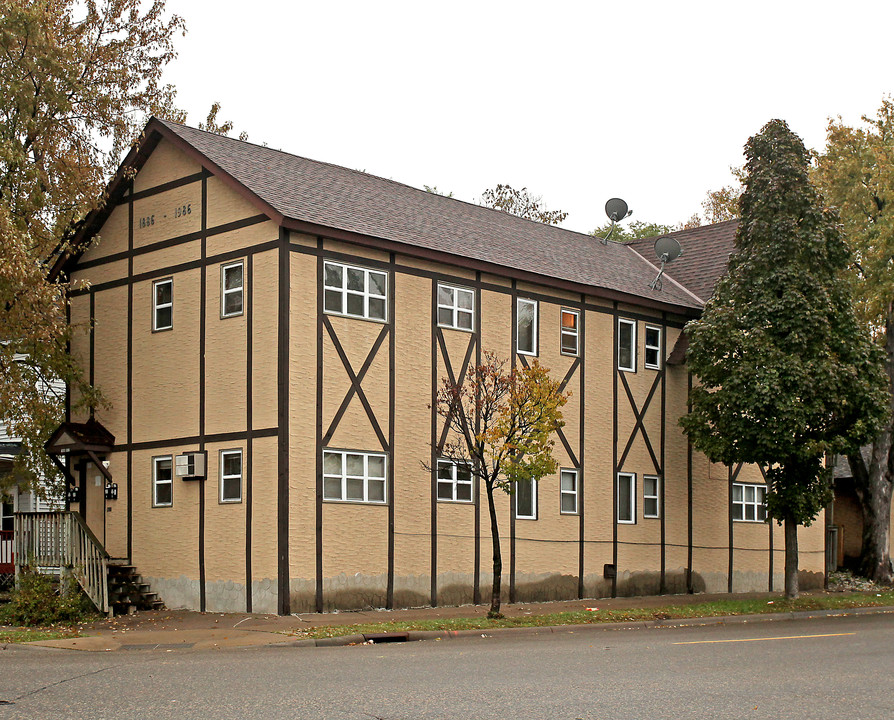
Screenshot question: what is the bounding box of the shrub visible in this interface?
[0,569,99,626]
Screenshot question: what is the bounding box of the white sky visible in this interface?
[161,0,894,235]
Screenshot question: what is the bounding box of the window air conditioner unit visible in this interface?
[176,451,207,480]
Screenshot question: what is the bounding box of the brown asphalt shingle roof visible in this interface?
[155,119,703,311]
[627,220,738,304]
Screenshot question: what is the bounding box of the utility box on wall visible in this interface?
[176,451,207,480]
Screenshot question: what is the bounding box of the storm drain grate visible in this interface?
[362,632,409,644]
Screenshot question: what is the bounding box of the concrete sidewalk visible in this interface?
[20,590,894,652]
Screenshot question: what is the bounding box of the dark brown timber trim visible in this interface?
[198,175,207,613]
[75,215,269,272]
[659,314,667,594]
[386,252,396,609]
[430,280,438,607]
[474,274,482,606]
[89,291,95,418]
[686,372,693,594]
[509,281,517,604]
[728,465,734,593]
[612,303,619,598]
[245,253,254,612]
[315,238,324,613]
[126,188,134,562]
[578,293,586,599]
[123,170,208,204]
[277,226,290,615]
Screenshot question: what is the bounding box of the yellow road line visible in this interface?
[673,632,856,645]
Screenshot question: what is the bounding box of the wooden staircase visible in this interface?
[13,512,164,616]
[107,560,164,614]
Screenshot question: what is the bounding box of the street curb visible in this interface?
[280,605,894,648]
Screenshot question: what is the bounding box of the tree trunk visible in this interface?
[485,481,503,618]
[849,302,894,585]
[784,513,799,599]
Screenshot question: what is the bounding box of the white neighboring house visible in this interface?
[0,372,66,579]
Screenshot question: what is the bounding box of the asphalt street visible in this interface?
[2,613,893,719]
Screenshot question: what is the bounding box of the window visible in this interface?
[153,456,173,507]
[515,478,537,519]
[437,460,473,502]
[617,318,636,371]
[517,298,538,355]
[153,278,173,331]
[437,284,474,331]
[617,472,636,523]
[323,450,387,503]
[732,483,767,522]
[644,325,661,369]
[643,475,660,518]
[323,262,387,321]
[560,469,579,514]
[560,309,579,356]
[221,262,244,318]
[220,449,243,503]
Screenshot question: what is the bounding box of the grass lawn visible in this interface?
[288,591,894,640]
[0,627,81,644]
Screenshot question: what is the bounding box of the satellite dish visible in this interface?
[599,198,633,244]
[654,236,683,264]
[649,236,683,291]
[605,198,629,222]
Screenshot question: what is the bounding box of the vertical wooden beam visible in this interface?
[198,175,207,613]
[509,280,517,604]
[473,273,482,606]
[126,186,134,563]
[245,253,253,612]
[687,371,694,594]
[612,304,619,598]
[276,226,290,615]
[578,293,586,599]
[728,465,734,594]
[386,253,396,609]
[659,313,667,594]
[429,280,438,608]
[315,238,324,613]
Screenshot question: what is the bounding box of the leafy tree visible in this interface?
[423,185,453,197]
[814,98,894,583]
[590,220,677,242]
[431,351,568,617]
[0,0,185,494]
[199,101,248,141]
[480,184,568,225]
[681,119,888,598]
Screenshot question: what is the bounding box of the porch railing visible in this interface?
[13,511,109,614]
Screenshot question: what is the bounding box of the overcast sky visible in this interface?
[161,0,894,236]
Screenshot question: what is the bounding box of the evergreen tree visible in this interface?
[681,120,888,598]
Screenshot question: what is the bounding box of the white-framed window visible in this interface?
[219,449,243,503]
[153,278,173,331]
[560,468,579,514]
[323,450,387,503]
[221,261,244,318]
[152,456,173,507]
[643,475,660,518]
[323,261,387,321]
[560,309,579,356]
[617,318,636,371]
[732,483,767,522]
[517,298,538,356]
[515,478,537,519]
[617,472,636,523]
[437,284,474,331]
[644,325,662,370]
[436,459,473,502]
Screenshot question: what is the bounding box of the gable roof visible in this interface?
[64,118,706,312]
[626,220,738,304]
